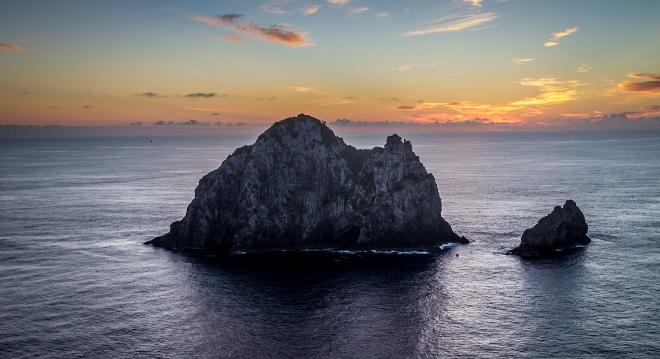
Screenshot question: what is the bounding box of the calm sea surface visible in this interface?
[1,130,659,358]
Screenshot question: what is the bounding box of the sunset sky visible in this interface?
[1,0,659,129]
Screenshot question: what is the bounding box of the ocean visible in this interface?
[1,130,659,358]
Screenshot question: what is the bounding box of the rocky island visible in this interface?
[147,114,467,253]
[510,200,591,257]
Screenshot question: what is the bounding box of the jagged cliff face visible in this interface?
[148,114,466,253]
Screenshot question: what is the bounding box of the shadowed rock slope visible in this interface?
[147,114,467,253]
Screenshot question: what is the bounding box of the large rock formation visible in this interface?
[510,200,590,257]
[147,114,467,253]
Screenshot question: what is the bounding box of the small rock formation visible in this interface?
[510,200,590,257]
[147,114,467,253]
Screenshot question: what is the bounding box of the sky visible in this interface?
[1,0,659,130]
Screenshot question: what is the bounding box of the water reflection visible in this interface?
[516,249,590,356]
[167,251,448,358]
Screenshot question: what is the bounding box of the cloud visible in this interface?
[376,12,390,18]
[331,117,524,130]
[625,105,660,119]
[406,77,583,122]
[455,0,482,7]
[511,77,582,106]
[327,0,350,5]
[136,92,165,98]
[333,113,660,131]
[544,27,577,47]
[576,64,590,73]
[560,111,603,119]
[404,12,498,36]
[301,5,320,15]
[184,92,221,98]
[553,27,578,39]
[391,63,439,71]
[627,73,660,80]
[333,119,408,126]
[260,3,289,15]
[349,7,370,14]
[129,121,143,127]
[397,102,441,110]
[153,119,209,126]
[82,105,93,109]
[194,14,312,47]
[378,97,401,102]
[618,73,660,93]
[287,86,314,92]
[512,58,535,65]
[566,112,660,130]
[177,119,208,126]
[0,43,25,51]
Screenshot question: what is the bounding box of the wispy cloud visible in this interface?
[404,12,498,36]
[301,5,320,15]
[136,92,165,98]
[391,65,414,71]
[349,7,370,14]
[455,0,483,7]
[194,14,312,47]
[332,118,528,130]
[618,73,660,93]
[575,64,590,73]
[511,77,582,106]
[626,105,660,118]
[378,97,402,102]
[260,3,289,15]
[327,0,350,5]
[185,92,222,98]
[406,77,583,122]
[154,119,209,126]
[544,26,577,47]
[560,111,603,119]
[0,43,25,51]
[391,63,439,71]
[397,102,442,110]
[553,27,578,38]
[287,86,314,92]
[512,58,535,65]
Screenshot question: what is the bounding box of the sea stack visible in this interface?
[510,200,591,257]
[147,114,467,253]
